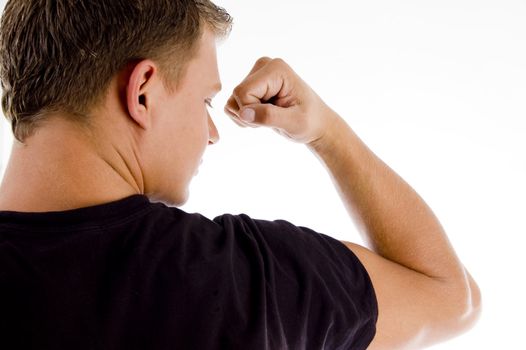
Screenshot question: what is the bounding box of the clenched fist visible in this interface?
[224,57,337,146]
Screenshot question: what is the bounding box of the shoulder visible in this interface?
[139,207,379,349]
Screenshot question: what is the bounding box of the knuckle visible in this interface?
[226,96,239,110]
[260,104,273,122]
[256,56,272,66]
[272,57,287,66]
[232,85,244,98]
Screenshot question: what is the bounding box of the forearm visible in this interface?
[307,110,465,281]
[228,57,481,346]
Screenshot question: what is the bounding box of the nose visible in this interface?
[208,113,220,145]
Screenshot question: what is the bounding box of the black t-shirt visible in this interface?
[0,195,377,350]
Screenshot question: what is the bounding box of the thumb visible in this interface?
[239,103,295,129]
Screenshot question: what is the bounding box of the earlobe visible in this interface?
[126,60,157,129]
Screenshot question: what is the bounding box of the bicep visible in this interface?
[340,241,468,350]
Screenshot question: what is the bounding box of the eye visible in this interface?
[205,98,214,109]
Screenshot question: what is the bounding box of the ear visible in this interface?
[126,59,158,129]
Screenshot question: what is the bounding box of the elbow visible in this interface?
[444,271,482,338]
[423,275,481,348]
[460,271,482,331]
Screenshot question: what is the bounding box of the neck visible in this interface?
[0,117,144,212]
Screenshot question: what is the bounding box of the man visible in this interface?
[0,1,480,349]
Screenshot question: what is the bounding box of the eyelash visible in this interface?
[205,99,214,109]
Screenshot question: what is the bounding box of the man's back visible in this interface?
[0,194,377,349]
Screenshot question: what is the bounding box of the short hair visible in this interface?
[0,0,233,143]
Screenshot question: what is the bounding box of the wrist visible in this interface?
[306,109,346,153]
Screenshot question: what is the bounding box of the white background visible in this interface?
[1,0,525,348]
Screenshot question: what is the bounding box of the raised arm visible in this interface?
[307,111,481,349]
[224,57,481,349]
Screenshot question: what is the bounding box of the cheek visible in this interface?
[178,98,209,144]
[199,116,210,147]
[184,113,209,155]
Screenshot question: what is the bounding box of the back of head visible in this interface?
[0,0,232,143]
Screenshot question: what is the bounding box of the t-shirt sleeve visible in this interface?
[212,213,378,350]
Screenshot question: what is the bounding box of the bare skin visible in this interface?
[0,28,221,211]
[0,29,480,348]
[225,57,482,349]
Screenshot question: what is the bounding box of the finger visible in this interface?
[224,96,252,127]
[224,57,279,129]
[225,95,240,116]
[225,57,272,116]
[239,102,298,131]
[229,56,272,111]
[247,56,272,76]
[232,58,289,109]
[225,56,272,113]
[224,105,248,128]
[225,104,261,128]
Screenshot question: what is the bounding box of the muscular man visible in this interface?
[0,1,480,349]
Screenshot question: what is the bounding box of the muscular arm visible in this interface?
[307,111,481,349]
[225,57,481,349]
